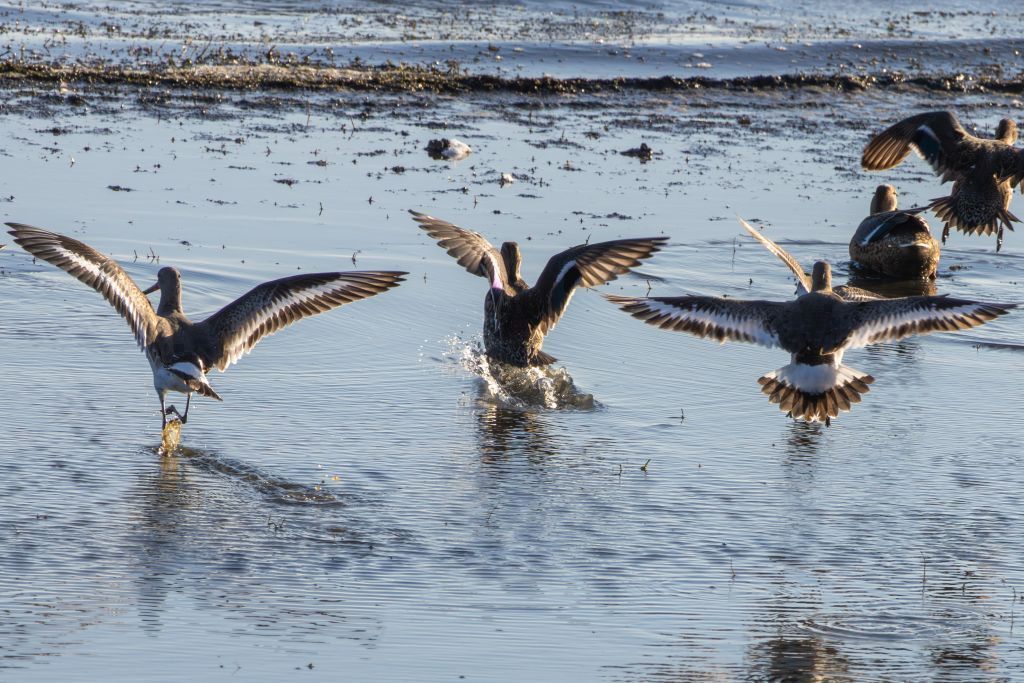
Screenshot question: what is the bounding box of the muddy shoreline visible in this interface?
[1,60,1021,96]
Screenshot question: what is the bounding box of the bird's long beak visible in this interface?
[142,282,159,295]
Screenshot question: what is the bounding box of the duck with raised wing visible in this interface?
[606,260,1013,424]
[7,223,406,427]
[411,210,667,366]
[850,185,940,279]
[862,111,1023,251]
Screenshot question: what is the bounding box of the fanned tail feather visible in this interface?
[530,349,558,366]
[188,380,223,401]
[928,195,1018,237]
[757,364,874,424]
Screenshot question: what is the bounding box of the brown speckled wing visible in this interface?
[531,236,668,334]
[410,210,508,290]
[200,271,406,371]
[6,222,158,350]
[862,111,967,178]
[847,296,1014,347]
[605,293,784,348]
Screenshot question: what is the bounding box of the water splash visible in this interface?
[159,419,182,455]
[443,334,596,410]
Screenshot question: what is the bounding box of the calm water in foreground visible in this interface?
[3,2,1024,681]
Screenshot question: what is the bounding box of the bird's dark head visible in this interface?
[870,184,898,214]
[500,241,522,282]
[997,119,1018,145]
[811,261,832,293]
[143,266,180,294]
[143,267,183,314]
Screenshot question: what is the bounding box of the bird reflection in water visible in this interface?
[474,400,557,462]
[784,420,826,459]
[133,444,205,633]
[744,630,852,681]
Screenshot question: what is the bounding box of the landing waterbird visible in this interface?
[862,111,1023,251]
[850,185,940,279]
[7,224,406,427]
[606,261,1013,424]
[412,210,667,367]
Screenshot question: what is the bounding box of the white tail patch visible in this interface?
[157,361,222,400]
[168,361,204,380]
[762,363,856,394]
[758,363,874,423]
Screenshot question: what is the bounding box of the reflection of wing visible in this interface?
[200,271,405,371]
[531,236,668,334]
[847,296,1014,347]
[739,218,810,295]
[605,294,785,347]
[862,111,968,178]
[7,222,158,349]
[410,210,507,290]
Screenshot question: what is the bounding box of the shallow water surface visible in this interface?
[3,3,1024,681]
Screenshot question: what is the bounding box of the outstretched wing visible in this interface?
[862,111,969,179]
[6,222,158,350]
[605,293,785,348]
[410,210,507,290]
[846,295,1014,347]
[199,271,406,371]
[739,218,810,295]
[530,236,668,333]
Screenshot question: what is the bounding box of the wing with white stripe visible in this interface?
[861,111,967,178]
[846,296,1014,348]
[410,210,507,290]
[605,294,784,348]
[6,222,157,350]
[531,236,668,334]
[200,271,405,370]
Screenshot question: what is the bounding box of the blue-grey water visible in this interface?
[2,2,1024,681]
